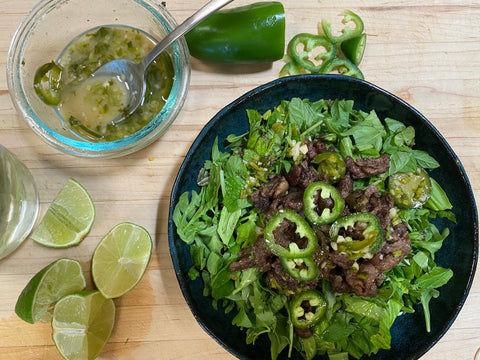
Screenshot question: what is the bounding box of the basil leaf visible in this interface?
[223,176,246,212]
[211,265,235,299]
[388,150,417,174]
[344,296,386,322]
[288,97,318,130]
[330,99,354,133]
[413,150,440,169]
[206,251,223,276]
[426,178,453,211]
[384,117,406,134]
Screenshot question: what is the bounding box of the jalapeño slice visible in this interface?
[264,209,317,259]
[303,181,344,226]
[329,212,384,260]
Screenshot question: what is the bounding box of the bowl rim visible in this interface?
[6,0,191,158]
[168,74,479,360]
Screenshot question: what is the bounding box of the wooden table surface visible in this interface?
[0,0,479,359]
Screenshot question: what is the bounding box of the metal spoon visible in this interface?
[91,0,234,124]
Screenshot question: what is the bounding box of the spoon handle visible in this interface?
[142,0,235,68]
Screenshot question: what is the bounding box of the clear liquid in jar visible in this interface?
[0,145,38,260]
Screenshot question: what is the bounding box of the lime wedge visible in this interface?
[31,178,95,248]
[52,291,115,360]
[15,258,86,323]
[91,222,152,298]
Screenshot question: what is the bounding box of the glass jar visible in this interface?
[0,145,38,259]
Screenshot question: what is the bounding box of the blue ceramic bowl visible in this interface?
[168,74,478,360]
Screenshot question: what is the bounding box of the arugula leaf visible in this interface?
[411,267,453,331]
[384,117,407,134]
[173,191,208,244]
[232,307,253,328]
[300,335,318,360]
[223,176,245,211]
[217,206,242,247]
[190,237,209,272]
[384,120,415,152]
[246,109,263,131]
[211,137,229,164]
[231,267,260,296]
[268,316,291,360]
[322,312,356,342]
[414,266,453,290]
[369,299,402,349]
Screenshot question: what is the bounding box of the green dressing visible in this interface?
[55,25,174,141]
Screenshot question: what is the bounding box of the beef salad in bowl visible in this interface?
[168,74,478,360]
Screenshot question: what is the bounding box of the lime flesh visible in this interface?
[15,258,86,323]
[31,178,95,248]
[52,291,115,360]
[91,222,152,299]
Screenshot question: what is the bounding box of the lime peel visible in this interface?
[15,258,86,324]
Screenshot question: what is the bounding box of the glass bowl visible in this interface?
[7,0,191,159]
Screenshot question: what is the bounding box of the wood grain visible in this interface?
[0,0,478,359]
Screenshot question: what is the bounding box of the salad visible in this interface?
[173,97,455,360]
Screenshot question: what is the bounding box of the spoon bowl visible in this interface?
[91,60,146,119]
[92,0,235,124]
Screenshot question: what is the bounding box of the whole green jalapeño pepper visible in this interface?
[329,212,384,260]
[33,61,63,105]
[185,2,285,64]
[320,10,364,44]
[264,209,317,259]
[281,256,319,281]
[288,33,337,73]
[289,290,327,329]
[303,181,344,226]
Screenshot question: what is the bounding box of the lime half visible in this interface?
[15,258,86,323]
[91,222,152,298]
[52,291,115,360]
[31,178,95,248]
